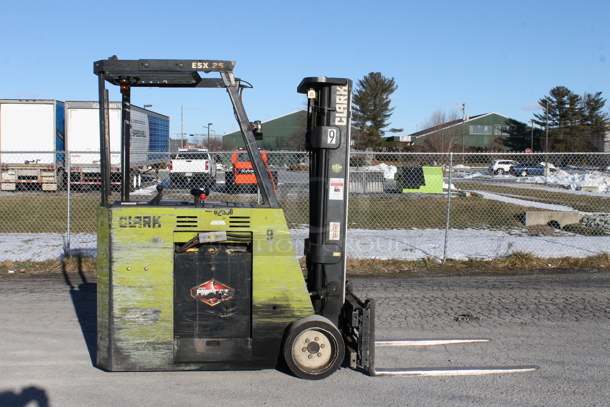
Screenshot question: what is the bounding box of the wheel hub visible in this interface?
[292,329,334,372]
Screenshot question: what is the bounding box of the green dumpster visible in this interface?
[395,165,443,194]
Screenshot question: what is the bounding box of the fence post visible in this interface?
[442,152,453,263]
[543,152,548,184]
[65,151,71,257]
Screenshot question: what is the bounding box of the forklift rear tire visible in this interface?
[283,315,345,380]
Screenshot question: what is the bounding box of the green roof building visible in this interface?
[222,110,306,150]
[409,112,539,152]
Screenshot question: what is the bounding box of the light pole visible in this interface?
[181,106,185,148]
[203,123,213,150]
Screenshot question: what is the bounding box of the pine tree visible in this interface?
[581,92,609,151]
[533,86,583,151]
[352,72,397,149]
[533,87,609,152]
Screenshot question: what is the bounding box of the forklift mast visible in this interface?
[297,78,352,327]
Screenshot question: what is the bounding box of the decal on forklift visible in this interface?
[191,61,226,69]
[334,86,349,125]
[327,128,337,145]
[214,209,234,216]
[329,178,345,200]
[119,216,161,228]
[190,279,235,306]
[331,163,343,173]
[329,222,341,240]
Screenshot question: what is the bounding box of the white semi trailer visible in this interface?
[0,99,66,191]
[65,101,170,191]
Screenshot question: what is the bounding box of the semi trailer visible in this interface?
[0,99,66,191]
[1,99,169,192]
[65,101,169,191]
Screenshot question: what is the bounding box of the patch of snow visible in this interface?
[473,191,575,211]
[2,228,608,263]
[526,169,610,193]
[360,163,397,179]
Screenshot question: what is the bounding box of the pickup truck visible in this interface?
[169,148,216,187]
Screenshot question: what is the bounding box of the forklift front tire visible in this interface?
[283,315,345,380]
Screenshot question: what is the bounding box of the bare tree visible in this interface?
[417,109,461,152]
[281,111,308,151]
[207,136,224,151]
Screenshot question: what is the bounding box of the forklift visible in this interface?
[95,58,537,379]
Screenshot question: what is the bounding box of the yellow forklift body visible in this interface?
[97,204,313,371]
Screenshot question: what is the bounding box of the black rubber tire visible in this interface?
[203,175,215,187]
[225,171,235,193]
[168,173,176,188]
[282,315,345,380]
[56,169,67,191]
[496,168,504,175]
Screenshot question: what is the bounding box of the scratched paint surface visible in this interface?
[97,204,313,371]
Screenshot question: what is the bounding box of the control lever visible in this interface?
[190,187,210,207]
[148,184,164,205]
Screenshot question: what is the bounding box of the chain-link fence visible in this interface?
[2,150,609,262]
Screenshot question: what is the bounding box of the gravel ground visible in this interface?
[0,271,608,407]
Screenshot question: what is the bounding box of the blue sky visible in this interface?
[2,0,608,141]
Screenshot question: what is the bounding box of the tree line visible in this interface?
[350,76,609,152]
[532,86,609,152]
[284,74,608,152]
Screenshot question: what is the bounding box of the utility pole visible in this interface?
[531,119,534,151]
[461,103,466,153]
[545,100,549,152]
[181,106,184,148]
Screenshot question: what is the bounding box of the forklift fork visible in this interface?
[343,285,538,377]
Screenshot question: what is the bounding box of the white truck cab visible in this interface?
[169,148,217,187]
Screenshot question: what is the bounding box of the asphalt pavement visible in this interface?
[0,271,608,407]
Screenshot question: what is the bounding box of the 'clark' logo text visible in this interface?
[334,86,349,125]
[119,216,161,228]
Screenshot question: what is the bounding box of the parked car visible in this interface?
[509,162,556,177]
[488,160,519,175]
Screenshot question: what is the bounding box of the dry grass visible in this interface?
[1,253,609,279]
[345,252,610,277]
[0,257,97,277]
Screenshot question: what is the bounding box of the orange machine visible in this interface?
[226,149,276,192]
